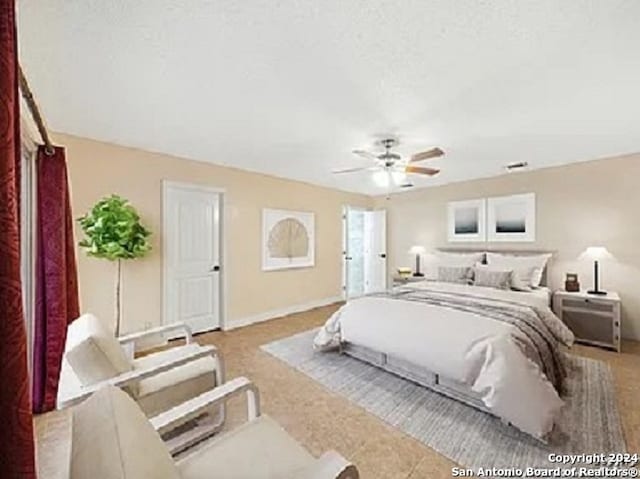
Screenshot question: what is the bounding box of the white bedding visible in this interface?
[314,281,573,439]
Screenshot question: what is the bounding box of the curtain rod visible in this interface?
[18,64,55,156]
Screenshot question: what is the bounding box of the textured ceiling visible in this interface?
[17,0,640,195]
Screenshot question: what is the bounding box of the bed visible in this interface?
[314,250,574,440]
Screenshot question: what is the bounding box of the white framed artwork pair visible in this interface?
[447,193,536,243]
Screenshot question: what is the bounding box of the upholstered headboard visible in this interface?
[436,247,555,287]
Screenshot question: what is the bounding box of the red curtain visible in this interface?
[32,145,80,413]
[0,0,37,477]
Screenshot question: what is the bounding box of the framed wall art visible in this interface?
[447,198,486,242]
[262,208,315,270]
[486,193,536,242]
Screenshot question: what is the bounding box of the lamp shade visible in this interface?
[409,245,426,255]
[580,246,614,261]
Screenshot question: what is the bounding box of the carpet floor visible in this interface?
[262,328,626,472]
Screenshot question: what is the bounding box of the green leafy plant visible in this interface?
[78,195,151,336]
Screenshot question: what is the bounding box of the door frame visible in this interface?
[162,180,227,332]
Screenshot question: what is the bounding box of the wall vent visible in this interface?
[505,161,529,171]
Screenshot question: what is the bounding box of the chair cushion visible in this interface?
[65,314,133,386]
[177,415,313,479]
[132,344,217,417]
[57,355,85,408]
[71,386,180,479]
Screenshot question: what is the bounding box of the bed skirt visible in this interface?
[341,342,493,416]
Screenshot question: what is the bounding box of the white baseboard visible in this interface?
[224,296,343,331]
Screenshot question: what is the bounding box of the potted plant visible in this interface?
[78,194,151,336]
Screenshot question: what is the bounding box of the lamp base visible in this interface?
[412,272,424,277]
[587,289,608,296]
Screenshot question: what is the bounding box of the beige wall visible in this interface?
[374,154,640,340]
[58,133,370,334]
[60,131,640,340]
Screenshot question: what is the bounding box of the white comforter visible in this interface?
[314,281,574,439]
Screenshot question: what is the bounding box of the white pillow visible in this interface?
[485,253,551,288]
[423,251,484,280]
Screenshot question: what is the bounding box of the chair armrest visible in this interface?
[298,451,359,479]
[58,345,217,409]
[150,376,260,435]
[118,322,194,346]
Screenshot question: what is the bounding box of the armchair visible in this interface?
[70,380,359,478]
[57,314,225,447]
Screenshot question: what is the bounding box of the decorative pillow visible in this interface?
[65,313,133,386]
[437,266,473,284]
[485,253,552,288]
[474,262,531,291]
[474,267,512,290]
[424,251,484,280]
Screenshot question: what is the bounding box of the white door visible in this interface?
[164,183,222,333]
[365,209,387,293]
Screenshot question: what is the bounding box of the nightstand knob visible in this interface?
[615,321,620,327]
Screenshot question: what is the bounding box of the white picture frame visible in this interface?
[262,208,315,271]
[447,199,486,242]
[487,193,536,242]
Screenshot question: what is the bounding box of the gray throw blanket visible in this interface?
[371,286,571,393]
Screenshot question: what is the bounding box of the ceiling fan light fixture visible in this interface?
[391,170,407,185]
[373,170,391,188]
[334,138,444,187]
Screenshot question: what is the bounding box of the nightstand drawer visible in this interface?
[563,310,616,344]
[561,297,614,313]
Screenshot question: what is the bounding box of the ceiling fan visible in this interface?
[332,138,444,187]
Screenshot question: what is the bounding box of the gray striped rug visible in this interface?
[261,329,626,471]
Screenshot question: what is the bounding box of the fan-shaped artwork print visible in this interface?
[262,209,315,270]
[268,217,309,259]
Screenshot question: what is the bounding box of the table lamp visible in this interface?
[580,246,613,296]
[409,245,426,277]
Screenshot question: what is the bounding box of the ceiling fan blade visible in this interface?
[405,165,440,176]
[410,147,444,163]
[332,166,376,174]
[352,149,380,162]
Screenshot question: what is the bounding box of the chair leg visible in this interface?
[212,352,226,429]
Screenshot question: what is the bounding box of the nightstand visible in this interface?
[392,275,427,287]
[552,290,621,352]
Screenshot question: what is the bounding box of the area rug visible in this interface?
[261,329,626,471]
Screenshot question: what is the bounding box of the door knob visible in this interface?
[210,265,220,272]
[379,253,387,258]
